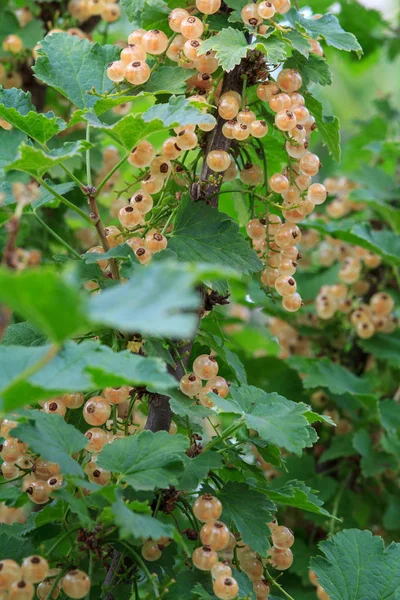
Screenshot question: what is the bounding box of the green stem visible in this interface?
[119,542,160,598]
[33,212,82,259]
[45,569,65,600]
[60,164,85,189]
[86,124,92,186]
[264,567,295,600]
[161,207,178,235]
[329,475,348,534]
[205,418,245,451]
[97,151,130,194]
[38,178,92,224]
[46,526,81,557]
[0,344,60,398]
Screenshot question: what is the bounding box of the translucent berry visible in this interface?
[85,427,108,452]
[128,140,155,168]
[275,223,301,249]
[125,60,151,85]
[218,96,240,120]
[177,129,198,150]
[258,1,275,18]
[128,29,146,45]
[168,8,189,32]
[142,29,169,55]
[162,137,182,160]
[180,373,202,397]
[8,579,34,599]
[207,376,229,398]
[135,247,152,265]
[246,219,266,240]
[257,81,280,102]
[61,392,84,409]
[196,0,221,14]
[26,480,49,505]
[183,38,202,60]
[103,386,130,405]
[240,163,263,185]
[142,174,164,195]
[211,562,232,580]
[193,354,219,379]
[2,35,23,54]
[83,396,111,426]
[0,438,25,462]
[1,461,19,479]
[118,205,142,229]
[130,190,153,214]
[43,399,67,417]
[223,161,239,181]
[180,16,204,39]
[268,546,293,570]
[370,292,394,316]
[241,3,262,26]
[195,51,219,74]
[62,570,91,599]
[145,232,168,253]
[0,560,21,591]
[21,556,49,584]
[275,275,297,296]
[299,152,320,176]
[142,540,162,561]
[107,60,125,82]
[193,494,222,522]
[282,293,302,312]
[250,120,268,138]
[272,525,294,549]
[192,546,218,571]
[277,69,302,93]
[269,173,289,194]
[120,44,146,65]
[200,521,230,551]
[233,122,250,141]
[275,109,297,131]
[269,93,291,112]
[213,576,239,599]
[206,150,231,172]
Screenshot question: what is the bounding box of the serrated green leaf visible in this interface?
[33,33,120,110]
[0,88,66,144]
[359,332,400,366]
[97,430,188,491]
[4,140,90,177]
[319,435,355,463]
[143,95,215,127]
[311,530,400,600]
[379,400,400,433]
[287,9,362,54]
[12,412,87,477]
[88,262,200,338]
[280,29,310,58]
[352,429,396,477]
[112,497,176,540]
[82,112,167,151]
[168,389,214,420]
[305,95,340,162]
[93,93,155,116]
[267,480,332,517]
[213,384,316,455]
[217,482,275,557]
[284,51,332,87]
[179,452,223,490]
[0,267,88,343]
[169,198,262,275]
[254,35,290,63]
[198,28,248,72]
[1,322,47,347]
[0,128,27,169]
[0,341,176,411]
[0,525,35,561]
[144,66,195,94]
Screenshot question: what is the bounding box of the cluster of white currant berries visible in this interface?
[241,0,291,27]
[268,317,312,359]
[309,569,331,600]
[68,0,120,23]
[191,494,240,599]
[179,353,230,407]
[316,286,397,338]
[0,557,90,600]
[323,176,365,219]
[317,237,381,272]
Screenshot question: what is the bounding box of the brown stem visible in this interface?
[85,186,120,280]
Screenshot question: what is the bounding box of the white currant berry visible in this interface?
[83,396,111,426]
[192,546,218,571]
[107,60,125,82]
[180,16,204,39]
[206,150,231,172]
[142,540,162,561]
[258,1,275,18]
[200,521,230,551]
[168,8,189,32]
[142,29,169,55]
[196,0,221,14]
[62,570,91,599]
[130,190,153,214]
[193,494,222,522]
[257,81,280,102]
[241,3,262,26]
[213,576,239,599]
[180,373,203,397]
[0,560,21,590]
[125,60,151,85]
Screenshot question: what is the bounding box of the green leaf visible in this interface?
[97,430,189,490]
[198,28,248,72]
[359,332,400,366]
[0,88,66,144]
[0,128,27,169]
[287,357,371,397]
[112,497,176,540]
[12,412,87,477]
[217,482,275,557]
[33,33,120,110]
[168,389,214,420]
[93,93,155,116]
[305,95,340,162]
[0,526,35,562]
[379,400,400,433]
[88,262,200,338]
[284,51,332,87]
[267,481,332,517]
[0,340,176,411]
[169,199,262,276]
[120,0,145,21]
[0,11,45,55]
[0,267,88,343]
[143,95,215,127]
[287,9,362,54]
[319,435,355,463]
[1,322,47,347]
[254,35,290,64]
[4,140,90,177]
[280,29,310,58]
[179,452,223,490]
[310,530,400,600]
[82,112,167,151]
[144,66,195,94]
[352,429,396,477]
[214,384,316,455]
[56,490,92,528]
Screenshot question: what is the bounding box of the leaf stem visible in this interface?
[264,567,296,600]
[97,151,130,194]
[205,418,245,451]
[32,212,82,260]
[37,178,92,224]
[46,525,81,558]
[119,542,160,598]
[44,569,65,600]
[86,124,92,187]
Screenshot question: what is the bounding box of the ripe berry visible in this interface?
[237,108,256,125]
[2,35,23,54]
[8,579,34,599]
[257,81,280,102]
[275,223,301,249]
[241,163,263,186]
[299,151,320,176]
[162,137,182,160]
[206,150,231,172]
[1,439,25,462]
[47,475,63,493]
[183,38,202,60]
[62,570,91,599]
[107,60,125,82]
[145,232,168,253]
[250,120,268,138]
[275,109,297,131]
[218,96,240,120]
[196,0,221,14]
[128,140,155,168]
[356,320,375,339]
[142,29,169,55]
[272,525,294,549]
[282,292,302,312]
[142,540,162,561]
[200,521,230,551]
[286,140,307,159]
[223,161,239,182]
[199,116,217,131]
[150,156,172,179]
[168,8,189,32]
[34,458,59,480]
[125,60,151,85]
[192,546,218,571]
[275,275,297,296]
[26,480,49,505]
[370,292,394,316]
[102,3,121,22]
[36,578,61,599]
[269,93,291,112]
[128,29,146,45]
[213,576,239,599]
[119,205,142,229]
[83,396,111,426]
[268,546,293,570]
[0,560,21,590]
[246,219,266,240]
[295,173,311,191]
[61,392,84,409]
[177,129,198,150]
[180,373,202,397]
[269,173,289,194]
[211,562,232,580]
[241,3,262,26]
[121,44,146,65]
[195,51,219,74]
[103,386,130,405]
[21,556,49,584]
[307,183,327,205]
[0,419,18,438]
[1,461,19,479]
[193,494,222,522]
[180,16,204,39]
[278,69,302,93]
[43,399,67,416]
[130,190,153,214]
[142,174,164,195]
[233,122,250,141]
[135,247,152,264]
[279,258,297,276]
[258,1,275,18]
[207,376,229,398]
[88,465,111,485]
[85,427,108,452]
[193,354,219,380]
